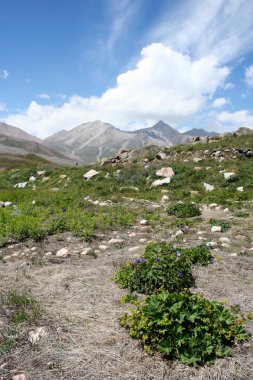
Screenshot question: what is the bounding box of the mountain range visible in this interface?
[0,120,218,164]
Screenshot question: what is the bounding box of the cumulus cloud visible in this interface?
[0,68,9,79]
[37,93,50,100]
[217,110,253,129]
[4,43,230,138]
[245,64,253,87]
[212,97,229,107]
[151,0,253,64]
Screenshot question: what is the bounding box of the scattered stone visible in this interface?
[108,238,125,245]
[223,208,229,212]
[80,248,92,256]
[98,245,107,251]
[156,167,174,178]
[4,201,12,207]
[161,189,169,194]
[221,243,230,248]
[56,248,70,257]
[37,170,46,176]
[190,190,199,196]
[14,182,28,189]
[42,177,50,182]
[12,375,27,380]
[44,251,52,257]
[162,195,169,201]
[139,238,147,243]
[197,231,205,235]
[206,241,218,248]
[28,327,47,345]
[151,177,171,187]
[51,188,59,192]
[224,172,235,180]
[175,230,183,236]
[128,232,137,238]
[237,186,244,192]
[83,169,99,180]
[204,183,214,191]
[193,157,202,163]
[211,226,222,232]
[59,174,67,179]
[128,246,140,252]
[209,203,218,209]
[194,166,202,171]
[139,219,149,226]
[230,253,238,257]
[219,237,231,243]
[156,152,167,160]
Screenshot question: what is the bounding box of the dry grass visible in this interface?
[0,205,253,380]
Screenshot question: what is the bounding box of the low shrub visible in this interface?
[120,291,248,366]
[167,202,201,218]
[115,243,195,293]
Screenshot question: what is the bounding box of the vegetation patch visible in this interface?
[167,202,201,218]
[209,219,231,232]
[115,243,200,293]
[120,291,248,366]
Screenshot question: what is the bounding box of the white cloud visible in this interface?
[212,97,229,107]
[151,0,253,64]
[36,93,50,100]
[4,43,230,138]
[0,68,9,79]
[245,64,253,87]
[0,101,6,111]
[217,110,253,129]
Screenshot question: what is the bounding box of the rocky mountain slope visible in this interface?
[183,128,218,137]
[45,120,194,163]
[0,123,74,165]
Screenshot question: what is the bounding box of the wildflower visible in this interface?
[178,272,183,278]
[134,259,140,266]
[141,257,146,263]
[177,251,181,257]
[155,257,161,262]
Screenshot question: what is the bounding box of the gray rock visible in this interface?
[156,167,174,178]
[151,177,171,187]
[56,248,70,257]
[14,182,28,189]
[204,183,214,191]
[83,169,99,180]
[211,226,222,232]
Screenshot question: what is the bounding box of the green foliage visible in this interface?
[209,219,231,231]
[235,211,250,218]
[167,202,201,218]
[119,293,138,305]
[115,243,195,293]
[120,291,248,366]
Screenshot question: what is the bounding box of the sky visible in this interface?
[0,0,253,138]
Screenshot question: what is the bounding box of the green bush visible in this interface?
[167,202,201,218]
[115,243,195,293]
[120,291,248,366]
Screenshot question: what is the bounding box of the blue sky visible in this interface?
[0,0,253,138]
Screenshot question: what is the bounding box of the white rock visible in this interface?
[230,253,238,257]
[56,248,70,257]
[32,200,36,205]
[219,237,230,243]
[161,189,169,194]
[139,219,149,226]
[209,203,218,209]
[175,230,183,236]
[80,248,92,256]
[128,246,140,252]
[51,188,59,192]
[29,176,36,182]
[162,195,169,201]
[14,182,28,189]
[4,201,12,207]
[128,232,137,238]
[206,241,217,248]
[139,238,147,243]
[28,327,47,345]
[37,170,46,176]
[151,177,171,187]
[224,172,235,180]
[44,251,52,257]
[197,231,205,235]
[12,375,27,380]
[237,187,244,192]
[223,208,229,212]
[204,183,214,191]
[59,174,67,179]
[83,169,99,180]
[99,245,107,251]
[108,238,124,245]
[221,243,230,248]
[156,167,174,178]
[42,177,50,182]
[211,226,222,232]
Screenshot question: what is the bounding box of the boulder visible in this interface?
[83,169,99,180]
[204,183,214,191]
[224,172,235,180]
[151,177,171,187]
[14,182,28,189]
[156,167,174,178]
[56,248,70,257]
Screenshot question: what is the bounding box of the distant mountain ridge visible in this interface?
[0,120,218,165]
[183,128,218,137]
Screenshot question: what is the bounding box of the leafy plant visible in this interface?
[120,291,248,366]
[115,243,195,293]
[167,202,201,218]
